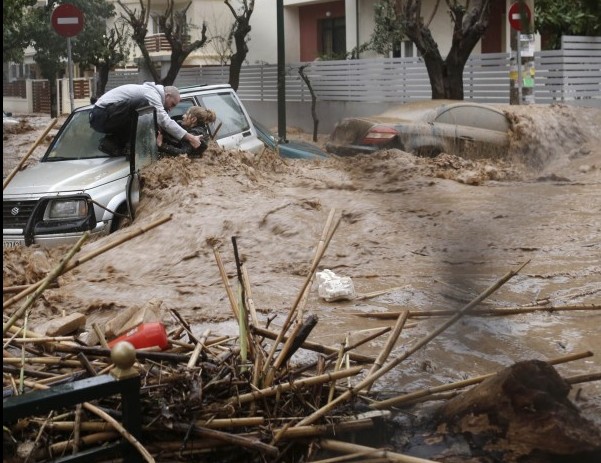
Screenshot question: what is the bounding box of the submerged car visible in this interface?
[252,118,329,160]
[325,100,511,158]
[3,84,264,248]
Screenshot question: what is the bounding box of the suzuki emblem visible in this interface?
[11,207,20,216]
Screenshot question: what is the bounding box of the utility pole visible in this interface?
[276,0,286,141]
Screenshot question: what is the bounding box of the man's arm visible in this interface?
[183,132,202,149]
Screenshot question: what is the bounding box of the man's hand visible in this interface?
[185,133,202,149]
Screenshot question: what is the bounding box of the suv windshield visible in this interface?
[44,109,107,161]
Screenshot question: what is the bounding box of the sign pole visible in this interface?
[67,37,75,113]
[515,29,523,105]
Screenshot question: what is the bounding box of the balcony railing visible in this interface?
[144,33,190,53]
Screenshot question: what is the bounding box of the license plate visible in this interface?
[3,240,23,249]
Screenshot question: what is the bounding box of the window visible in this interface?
[319,17,346,58]
[196,92,250,139]
[151,15,162,35]
[392,41,417,58]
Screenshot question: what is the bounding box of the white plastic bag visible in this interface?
[316,269,356,302]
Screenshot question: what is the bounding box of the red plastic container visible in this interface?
[108,322,169,350]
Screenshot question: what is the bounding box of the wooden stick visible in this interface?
[3,117,58,190]
[370,350,594,409]
[3,214,172,310]
[3,232,89,335]
[296,261,529,426]
[318,439,440,463]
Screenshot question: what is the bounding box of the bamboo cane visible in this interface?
[566,371,601,384]
[276,418,375,439]
[3,282,59,294]
[16,380,154,462]
[347,303,600,319]
[290,326,392,377]
[187,328,211,368]
[72,404,82,455]
[365,311,409,392]
[296,261,529,426]
[262,213,342,375]
[92,322,110,349]
[228,366,363,405]
[318,439,440,463]
[370,349,594,409]
[3,232,89,335]
[328,342,346,403]
[297,208,337,321]
[241,263,259,327]
[169,422,279,457]
[3,118,58,190]
[354,286,406,301]
[211,245,241,321]
[48,432,120,458]
[4,336,76,344]
[3,214,172,310]
[252,325,376,364]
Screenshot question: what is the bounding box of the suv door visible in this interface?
[126,106,159,220]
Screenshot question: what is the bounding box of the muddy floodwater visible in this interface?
[4,104,601,439]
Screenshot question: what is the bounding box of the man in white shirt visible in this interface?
[89,82,202,156]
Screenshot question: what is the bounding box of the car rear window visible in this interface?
[171,92,251,140]
[435,106,509,133]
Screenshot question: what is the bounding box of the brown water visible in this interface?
[4,105,601,429]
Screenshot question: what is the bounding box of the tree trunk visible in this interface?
[95,63,110,99]
[228,25,250,91]
[439,360,601,461]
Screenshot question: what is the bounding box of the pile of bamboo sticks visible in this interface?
[3,209,600,463]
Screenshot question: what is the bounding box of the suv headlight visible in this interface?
[44,199,89,220]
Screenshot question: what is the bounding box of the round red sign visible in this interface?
[508,2,531,32]
[51,3,85,38]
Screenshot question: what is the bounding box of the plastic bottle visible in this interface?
[107,322,169,350]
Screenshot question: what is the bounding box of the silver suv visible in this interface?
[3,84,263,248]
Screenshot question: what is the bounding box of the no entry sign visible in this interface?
[51,3,84,37]
[508,2,531,32]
